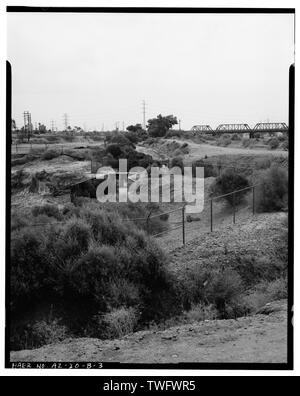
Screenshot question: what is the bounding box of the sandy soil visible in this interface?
[12,155,91,176]
[10,300,287,363]
[138,138,288,165]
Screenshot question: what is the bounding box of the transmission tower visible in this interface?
[142,100,146,129]
[23,111,32,142]
[63,113,69,131]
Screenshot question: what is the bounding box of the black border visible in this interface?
[5,7,295,371]
[6,6,296,13]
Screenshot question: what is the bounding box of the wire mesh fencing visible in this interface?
[153,184,261,251]
[11,182,263,253]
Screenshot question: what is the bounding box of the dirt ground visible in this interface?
[138,138,288,165]
[10,300,287,363]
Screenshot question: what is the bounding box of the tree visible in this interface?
[147,114,178,137]
[210,169,250,206]
[126,124,143,133]
[126,124,148,143]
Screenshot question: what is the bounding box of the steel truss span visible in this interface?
[190,122,289,135]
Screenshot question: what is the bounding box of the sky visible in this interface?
[7,12,294,131]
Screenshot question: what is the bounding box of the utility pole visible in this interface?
[63,113,69,131]
[142,100,146,130]
[122,121,125,132]
[179,119,181,130]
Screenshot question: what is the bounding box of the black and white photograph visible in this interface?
[4,5,295,373]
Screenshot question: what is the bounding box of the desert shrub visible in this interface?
[45,135,60,143]
[11,213,30,231]
[217,135,231,147]
[11,227,47,307]
[11,154,39,167]
[255,165,288,212]
[164,130,184,139]
[184,303,218,322]
[233,254,285,287]
[268,137,279,149]
[98,307,138,339]
[11,170,31,189]
[255,158,271,170]
[31,204,63,220]
[42,149,61,160]
[105,144,123,158]
[63,148,90,161]
[62,135,75,142]
[11,203,177,348]
[210,169,250,205]
[192,159,217,178]
[179,264,244,318]
[282,138,289,150]
[171,156,184,171]
[242,277,287,314]
[205,269,243,317]
[11,317,68,350]
[107,132,133,147]
[242,138,252,148]
[231,133,241,141]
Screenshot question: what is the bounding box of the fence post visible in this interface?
[210,199,213,232]
[233,192,236,224]
[182,206,185,245]
[252,185,255,215]
[146,212,152,235]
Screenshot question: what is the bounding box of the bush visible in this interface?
[256,165,288,212]
[42,149,61,160]
[45,135,60,143]
[105,144,123,158]
[99,307,138,339]
[242,278,287,314]
[217,135,231,147]
[192,159,217,178]
[170,156,184,171]
[210,169,250,206]
[184,303,218,322]
[282,138,289,150]
[231,133,241,141]
[31,204,63,220]
[107,132,133,147]
[268,137,279,150]
[242,138,252,148]
[63,148,90,161]
[233,254,284,287]
[11,317,68,350]
[205,269,243,317]
[11,204,177,349]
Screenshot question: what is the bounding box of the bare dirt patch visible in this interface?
[10,300,287,363]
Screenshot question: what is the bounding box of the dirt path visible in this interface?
[10,300,287,363]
